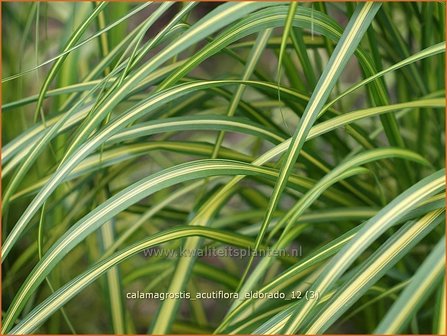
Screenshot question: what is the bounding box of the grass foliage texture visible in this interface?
[2,1,446,334]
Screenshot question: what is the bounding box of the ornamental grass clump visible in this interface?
[2,1,445,334]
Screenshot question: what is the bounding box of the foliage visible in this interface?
[2,2,446,334]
